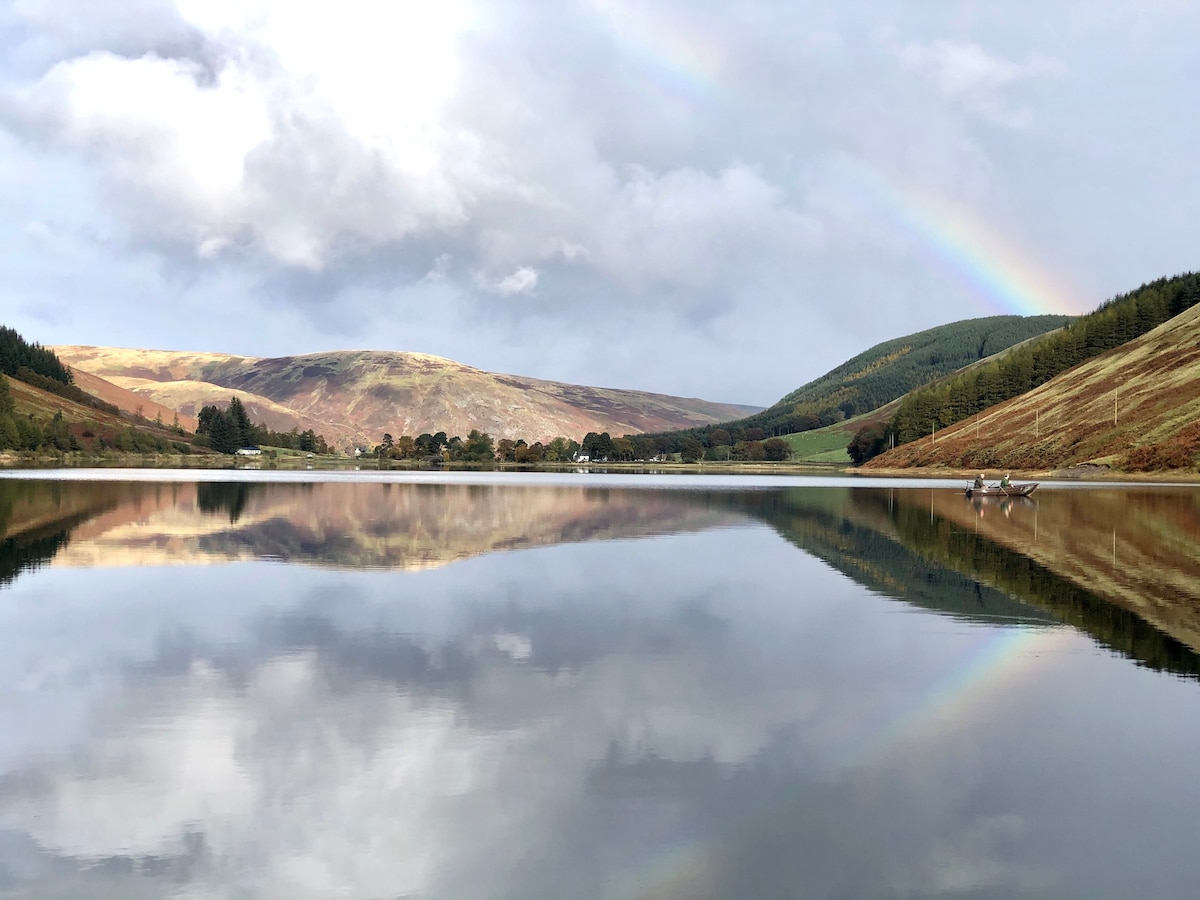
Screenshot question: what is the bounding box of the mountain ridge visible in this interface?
[52,345,762,449]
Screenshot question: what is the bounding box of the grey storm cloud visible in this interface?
[1,0,1198,403]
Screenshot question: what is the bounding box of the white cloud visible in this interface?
[899,40,1064,128]
[493,265,539,296]
[0,0,825,304]
[21,219,53,242]
[422,252,454,282]
[3,0,477,269]
[1,0,1198,403]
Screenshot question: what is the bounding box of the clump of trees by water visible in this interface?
[195,397,331,455]
[589,428,791,463]
[373,430,566,463]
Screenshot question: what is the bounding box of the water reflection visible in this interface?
[876,487,1200,662]
[716,486,1200,679]
[1,477,1200,898]
[4,478,1200,675]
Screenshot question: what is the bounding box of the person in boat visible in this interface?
[974,473,985,489]
[1000,473,1011,488]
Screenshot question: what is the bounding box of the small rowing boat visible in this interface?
[964,482,1038,498]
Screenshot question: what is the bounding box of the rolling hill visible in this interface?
[884,273,1200,450]
[640,314,1072,448]
[773,314,1072,419]
[52,346,762,449]
[865,302,1200,472]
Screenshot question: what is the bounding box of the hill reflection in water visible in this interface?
[44,480,745,572]
[2,477,1198,678]
[2,475,1200,898]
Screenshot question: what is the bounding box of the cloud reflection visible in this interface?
[3,483,1200,897]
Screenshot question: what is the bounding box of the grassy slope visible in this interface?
[53,346,762,447]
[783,426,854,464]
[886,272,1200,447]
[2,374,196,452]
[866,303,1200,472]
[68,367,197,431]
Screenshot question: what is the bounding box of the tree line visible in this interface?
[0,326,73,385]
[583,429,791,463]
[374,430,569,463]
[851,271,1200,463]
[371,427,792,464]
[0,325,129,416]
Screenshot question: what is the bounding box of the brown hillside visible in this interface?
[68,367,197,432]
[866,304,1200,472]
[2,374,195,450]
[52,346,761,449]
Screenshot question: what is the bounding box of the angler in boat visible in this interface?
[965,473,1038,497]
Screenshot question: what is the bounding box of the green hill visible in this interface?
[773,314,1072,418]
[637,314,1071,452]
[866,298,1200,472]
[880,272,1200,455]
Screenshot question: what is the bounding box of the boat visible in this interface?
[964,482,1038,498]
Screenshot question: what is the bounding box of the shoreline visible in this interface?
[2,452,1198,484]
[861,464,1200,484]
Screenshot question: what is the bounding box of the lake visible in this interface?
[1,471,1199,899]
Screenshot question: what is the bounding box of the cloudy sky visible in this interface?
[0,1,1196,405]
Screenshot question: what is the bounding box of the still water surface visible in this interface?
[1,472,1199,899]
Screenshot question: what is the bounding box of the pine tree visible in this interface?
[208,410,237,454]
[227,397,252,448]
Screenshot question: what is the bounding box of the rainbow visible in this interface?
[846,623,1075,768]
[589,0,728,103]
[602,839,718,900]
[832,158,1086,318]
[594,623,1075,897]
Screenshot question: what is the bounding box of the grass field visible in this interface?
[783,426,853,464]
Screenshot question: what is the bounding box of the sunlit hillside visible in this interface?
[53,346,762,448]
[867,303,1200,472]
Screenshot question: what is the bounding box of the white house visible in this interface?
[235,447,262,456]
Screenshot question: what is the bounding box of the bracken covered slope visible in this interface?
[865,303,1200,472]
[52,346,761,448]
